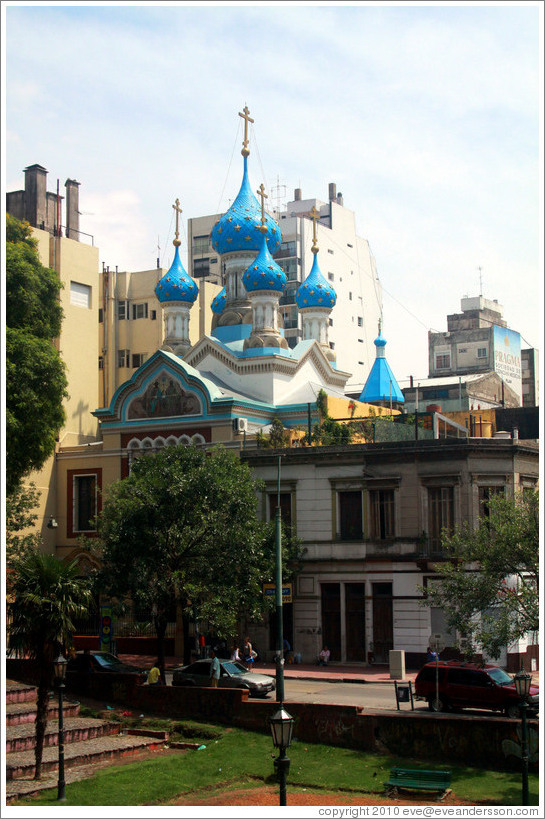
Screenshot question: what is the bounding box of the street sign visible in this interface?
[429,633,446,652]
[263,583,292,603]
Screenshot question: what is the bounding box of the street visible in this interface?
[283,678,424,711]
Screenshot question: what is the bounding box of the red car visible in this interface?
[414,661,539,718]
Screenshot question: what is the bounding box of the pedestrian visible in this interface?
[242,636,257,669]
[426,647,438,664]
[230,644,242,662]
[317,646,330,666]
[147,661,162,686]
[210,649,221,688]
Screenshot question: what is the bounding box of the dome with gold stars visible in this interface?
[242,232,287,293]
[295,252,336,310]
[155,245,198,304]
[211,158,281,256]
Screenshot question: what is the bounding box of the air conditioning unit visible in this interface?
[233,417,248,434]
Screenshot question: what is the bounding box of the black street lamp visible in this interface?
[53,653,68,801]
[270,706,295,806]
[513,667,531,806]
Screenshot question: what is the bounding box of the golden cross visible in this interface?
[172,198,182,247]
[239,105,254,157]
[256,183,268,233]
[310,205,320,253]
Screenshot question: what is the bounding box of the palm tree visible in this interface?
[8,550,93,779]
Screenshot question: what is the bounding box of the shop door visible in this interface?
[372,582,393,663]
[345,583,366,661]
[321,583,341,661]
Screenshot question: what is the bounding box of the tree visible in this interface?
[95,445,301,671]
[6,482,42,568]
[8,551,93,779]
[6,214,68,495]
[308,390,353,446]
[422,490,539,660]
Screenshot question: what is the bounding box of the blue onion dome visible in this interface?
[295,252,336,309]
[374,331,387,348]
[155,245,198,304]
[242,231,287,293]
[211,285,226,314]
[211,158,281,255]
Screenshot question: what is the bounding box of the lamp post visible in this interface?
[53,653,67,801]
[270,706,294,806]
[275,454,284,705]
[513,667,531,806]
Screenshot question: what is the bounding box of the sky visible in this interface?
[3,1,543,387]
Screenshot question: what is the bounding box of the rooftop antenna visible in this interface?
[478,265,483,297]
[157,235,161,269]
[271,174,287,215]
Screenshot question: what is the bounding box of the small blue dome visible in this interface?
[295,253,336,309]
[242,232,287,293]
[155,245,198,304]
[374,332,387,348]
[211,158,281,255]
[211,285,226,314]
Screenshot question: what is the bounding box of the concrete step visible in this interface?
[6,717,120,754]
[6,682,38,705]
[6,699,81,726]
[6,732,164,781]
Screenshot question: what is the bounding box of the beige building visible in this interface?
[98,266,220,407]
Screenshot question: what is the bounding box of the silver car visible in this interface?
[171,658,275,698]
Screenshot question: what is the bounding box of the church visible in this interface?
[31,108,539,671]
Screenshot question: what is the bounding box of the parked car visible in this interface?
[414,660,539,718]
[172,658,275,698]
[67,650,146,680]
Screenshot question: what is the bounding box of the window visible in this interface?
[132,353,147,368]
[150,310,157,320]
[69,472,101,535]
[329,318,333,326]
[98,356,104,370]
[369,489,395,539]
[269,492,292,530]
[339,490,362,540]
[435,353,451,370]
[193,258,210,277]
[347,243,353,248]
[428,487,454,551]
[118,349,130,368]
[70,281,91,308]
[98,308,104,323]
[458,347,467,354]
[193,235,210,255]
[477,348,487,359]
[210,257,218,264]
[358,338,364,343]
[328,249,334,254]
[328,273,334,282]
[329,341,335,350]
[132,302,148,320]
[357,317,363,327]
[349,292,353,301]
[478,485,504,519]
[117,300,128,320]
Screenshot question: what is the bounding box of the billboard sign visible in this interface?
[493,326,522,402]
[263,583,293,603]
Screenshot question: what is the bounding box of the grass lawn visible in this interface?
[13,719,539,807]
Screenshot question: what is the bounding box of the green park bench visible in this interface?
[385,767,452,799]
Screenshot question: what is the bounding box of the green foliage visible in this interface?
[421,490,539,659]
[5,482,42,568]
[309,389,353,446]
[96,446,287,651]
[7,549,93,778]
[6,215,68,494]
[256,417,292,449]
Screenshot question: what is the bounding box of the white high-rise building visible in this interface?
[187,182,383,393]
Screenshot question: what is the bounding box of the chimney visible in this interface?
[294,188,301,201]
[24,164,48,229]
[328,182,336,202]
[337,192,343,206]
[65,178,80,240]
